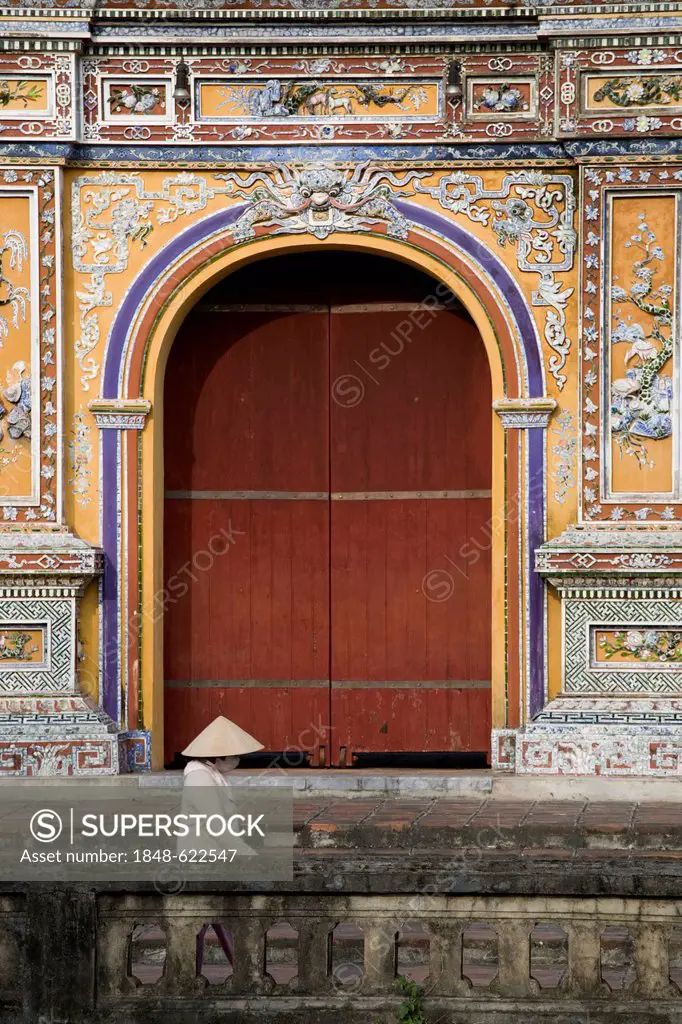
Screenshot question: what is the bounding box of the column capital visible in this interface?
[493,397,557,429]
[88,398,152,430]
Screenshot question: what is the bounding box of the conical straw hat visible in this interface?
[182,715,264,757]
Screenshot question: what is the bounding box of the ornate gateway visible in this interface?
[0,0,679,776]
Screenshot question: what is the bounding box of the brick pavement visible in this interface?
[293,796,682,852]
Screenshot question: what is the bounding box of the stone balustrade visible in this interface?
[5,888,682,1022]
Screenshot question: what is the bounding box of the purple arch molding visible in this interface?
[99,198,548,727]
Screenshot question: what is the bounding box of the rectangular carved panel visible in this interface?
[196,78,441,122]
[560,47,682,138]
[0,170,60,523]
[0,55,75,140]
[607,194,677,499]
[581,165,682,521]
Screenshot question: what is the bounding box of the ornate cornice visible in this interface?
[0,532,103,579]
[536,526,682,581]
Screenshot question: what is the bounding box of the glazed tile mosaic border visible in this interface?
[3,0,666,10]
[493,724,682,776]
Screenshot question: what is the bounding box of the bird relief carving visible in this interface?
[0,361,31,442]
[610,213,673,469]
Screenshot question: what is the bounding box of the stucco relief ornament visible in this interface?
[416,171,576,389]
[0,230,29,343]
[72,172,232,390]
[219,164,429,242]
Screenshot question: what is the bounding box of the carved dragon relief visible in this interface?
[72,166,577,394]
[216,164,429,241]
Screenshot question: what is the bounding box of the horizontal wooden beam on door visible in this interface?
[165,679,491,689]
[165,490,492,500]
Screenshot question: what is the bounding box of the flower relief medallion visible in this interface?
[467,78,537,120]
[102,79,171,123]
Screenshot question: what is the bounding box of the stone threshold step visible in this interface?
[3,771,682,801]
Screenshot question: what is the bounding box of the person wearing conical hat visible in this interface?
[182,714,263,788]
[180,715,264,974]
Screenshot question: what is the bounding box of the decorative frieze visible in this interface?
[82,55,454,145]
[493,720,682,776]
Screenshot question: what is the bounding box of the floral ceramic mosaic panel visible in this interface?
[0,55,74,140]
[467,78,537,120]
[586,73,682,113]
[0,78,51,117]
[593,629,682,667]
[559,47,682,137]
[101,79,171,123]
[459,54,553,140]
[607,196,677,499]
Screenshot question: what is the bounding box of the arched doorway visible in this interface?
[162,251,492,767]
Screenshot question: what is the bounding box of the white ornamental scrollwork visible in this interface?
[71,172,236,391]
[416,171,577,389]
[215,164,430,242]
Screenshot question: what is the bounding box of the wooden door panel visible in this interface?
[163,309,330,764]
[165,309,329,492]
[163,499,329,681]
[330,307,490,492]
[331,498,491,682]
[331,688,491,757]
[329,307,491,758]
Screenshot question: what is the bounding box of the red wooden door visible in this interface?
[329,305,491,763]
[163,307,332,765]
[163,299,491,765]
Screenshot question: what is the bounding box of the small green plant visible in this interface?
[395,975,427,1024]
